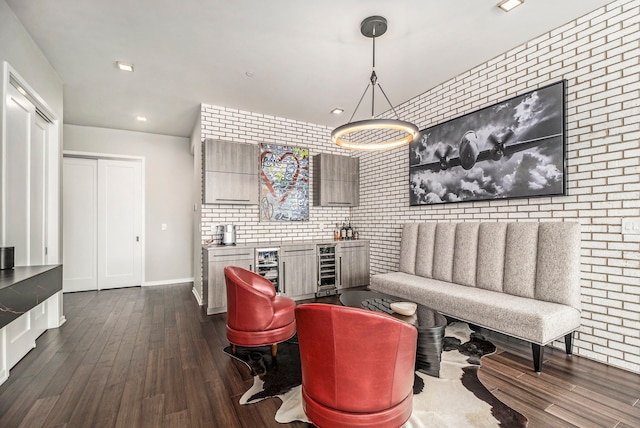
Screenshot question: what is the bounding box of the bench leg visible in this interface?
[565,332,574,355]
[532,343,544,373]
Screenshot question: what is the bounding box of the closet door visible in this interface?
[63,157,142,291]
[3,83,51,266]
[97,159,142,289]
[63,157,98,292]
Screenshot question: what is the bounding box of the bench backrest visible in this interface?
[399,222,581,310]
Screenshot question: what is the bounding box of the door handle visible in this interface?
[136,236,140,242]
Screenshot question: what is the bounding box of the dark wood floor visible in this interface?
[0,283,638,427]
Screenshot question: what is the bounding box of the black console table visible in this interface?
[0,265,63,329]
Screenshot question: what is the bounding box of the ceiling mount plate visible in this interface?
[361,16,388,38]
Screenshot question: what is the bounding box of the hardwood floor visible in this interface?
[0,283,638,427]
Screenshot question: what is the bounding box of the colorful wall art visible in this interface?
[259,144,309,221]
[409,80,566,205]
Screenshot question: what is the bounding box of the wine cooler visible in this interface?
[255,247,280,292]
[316,244,337,297]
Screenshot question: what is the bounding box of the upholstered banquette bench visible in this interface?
[370,222,582,372]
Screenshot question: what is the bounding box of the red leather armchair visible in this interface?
[224,266,296,356]
[295,303,417,428]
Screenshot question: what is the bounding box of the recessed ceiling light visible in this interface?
[116,61,134,72]
[136,116,147,122]
[331,108,344,115]
[498,0,524,12]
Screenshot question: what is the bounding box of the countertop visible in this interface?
[203,239,368,250]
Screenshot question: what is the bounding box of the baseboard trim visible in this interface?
[142,278,194,287]
[191,287,203,306]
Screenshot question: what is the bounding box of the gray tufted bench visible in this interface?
[370,221,582,373]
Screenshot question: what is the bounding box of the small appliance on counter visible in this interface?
[0,246,15,270]
[221,224,236,246]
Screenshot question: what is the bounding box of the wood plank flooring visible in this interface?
[0,283,638,427]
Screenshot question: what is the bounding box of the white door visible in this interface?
[63,157,142,291]
[3,82,51,266]
[63,157,98,292]
[30,114,49,265]
[97,159,142,289]
[4,83,32,265]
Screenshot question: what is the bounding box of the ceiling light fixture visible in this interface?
[497,0,524,12]
[116,61,134,72]
[136,116,147,122]
[331,108,344,115]
[331,16,418,151]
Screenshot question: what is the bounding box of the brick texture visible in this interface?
[350,0,640,373]
[199,0,640,373]
[199,105,353,244]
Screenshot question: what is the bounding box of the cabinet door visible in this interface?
[337,242,370,289]
[319,153,358,182]
[321,179,358,206]
[204,139,257,174]
[313,154,359,207]
[204,171,258,205]
[280,245,317,298]
[205,247,254,314]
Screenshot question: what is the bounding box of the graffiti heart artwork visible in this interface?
[260,144,309,221]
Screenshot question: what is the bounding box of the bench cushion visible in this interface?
[370,272,581,345]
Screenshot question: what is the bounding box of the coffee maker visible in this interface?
[221,224,236,245]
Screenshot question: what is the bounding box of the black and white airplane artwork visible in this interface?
[414,129,563,172]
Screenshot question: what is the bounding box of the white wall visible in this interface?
[0,0,63,117]
[352,0,640,373]
[0,0,64,259]
[63,125,193,285]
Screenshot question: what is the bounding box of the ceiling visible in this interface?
[7,0,611,138]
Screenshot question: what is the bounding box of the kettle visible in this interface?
[221,224,236,246]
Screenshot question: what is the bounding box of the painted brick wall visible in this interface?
[199,105,352,244]
[351,0,640,373]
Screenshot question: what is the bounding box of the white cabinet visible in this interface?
[337,241,370,289]
[312,154,359,207]
[203,139,258,205]
[280,244,317,299]
[203,246,254,314]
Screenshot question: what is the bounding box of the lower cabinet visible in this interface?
[202,240,370,314]
[203,246,254,314]
[337,241,370,289]
[279,244,317,299]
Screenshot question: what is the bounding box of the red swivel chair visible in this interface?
[224,266,296,356]
[295,303,417,428]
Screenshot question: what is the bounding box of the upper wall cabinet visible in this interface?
[312,153,359,207]
[203,139,258,205]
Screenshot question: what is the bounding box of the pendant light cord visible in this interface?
[347,29,401,123]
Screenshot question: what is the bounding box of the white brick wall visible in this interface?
[197,1,639,373]
[199,105,352,244]
[350,0,640,373]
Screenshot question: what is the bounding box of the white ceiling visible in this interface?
[7,0,612,138]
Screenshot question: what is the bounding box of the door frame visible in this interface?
[63,151,146,286]
[1,61,61,264]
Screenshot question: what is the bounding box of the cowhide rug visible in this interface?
[223,322,527,427]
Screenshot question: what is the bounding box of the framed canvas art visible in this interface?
[259,144,309,221]
[409,80,566,205]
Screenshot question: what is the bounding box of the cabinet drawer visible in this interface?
[280,244,316,255]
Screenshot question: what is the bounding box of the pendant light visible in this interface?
[331,16,418,151]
